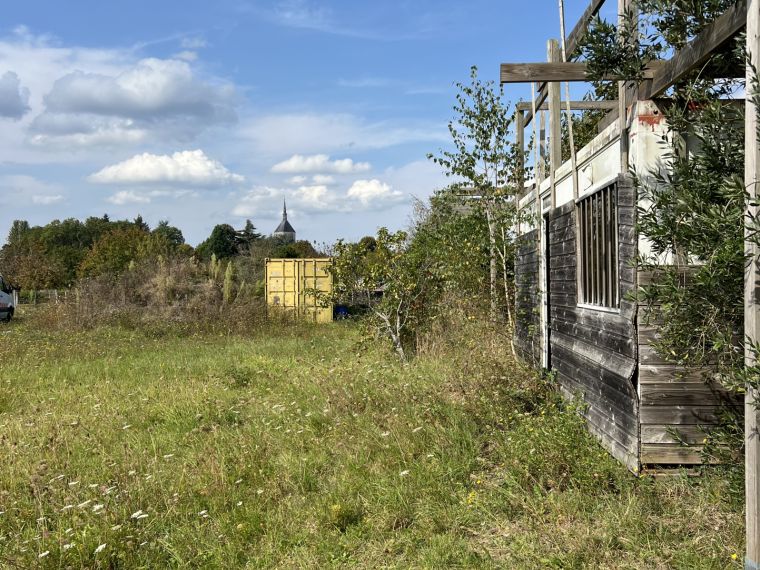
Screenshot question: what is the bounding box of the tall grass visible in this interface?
[0,309,743,568]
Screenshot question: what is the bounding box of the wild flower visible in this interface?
[94,543,106,554]
[399,470,410,477]
[63,543,74,550]
[92,504,104,512]
[130,510,144,519]
[38,551,49,558]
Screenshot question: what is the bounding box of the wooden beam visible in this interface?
[746,0,760,565]
[523,83,548,127]
[639,0,747,99]
[618,0,631,173]
[548,40,561,209]
[516,100,618,112]
[500,61,661,83]
[566,0,606,55]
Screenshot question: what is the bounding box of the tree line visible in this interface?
[0,215,318,291]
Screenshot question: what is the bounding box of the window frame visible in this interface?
[576,180,620,310]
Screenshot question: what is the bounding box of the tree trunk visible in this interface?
[486,208,498,321]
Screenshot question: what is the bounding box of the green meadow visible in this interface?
[0,314,743,568]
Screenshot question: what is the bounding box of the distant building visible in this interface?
[272,200,296,243]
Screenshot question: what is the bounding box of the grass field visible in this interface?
[0,312,744,568]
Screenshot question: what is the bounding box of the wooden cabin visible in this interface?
[504,1,747,471]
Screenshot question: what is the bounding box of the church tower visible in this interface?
[272,200,296,243]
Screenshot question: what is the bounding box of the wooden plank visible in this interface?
[523,83,548,128]
[640,443,706,465]
[566,0,607,56]
[548,40,562,210]
[639,0,747,99]
[640,405,721,425]
[552,319,635,358]
[640,382,739,407]
[516,100,618,112]
[641,424,714,445]
[500,62,661,83]
[557,362,639,421]
[639,364,715,383]
[558,383,639,471]
[638,344,678,365]
[552,324,636,376]
[748,0,760,562]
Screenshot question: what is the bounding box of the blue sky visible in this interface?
[0,1,615,246]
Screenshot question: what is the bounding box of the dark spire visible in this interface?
[273,197,296,239]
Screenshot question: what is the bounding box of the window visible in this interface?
[578,183,619,308]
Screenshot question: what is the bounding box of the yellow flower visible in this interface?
[732,554,738,561]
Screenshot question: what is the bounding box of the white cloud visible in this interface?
[88,150,244,186]
[31,194,64,205]
[30,57,237,147]
[232,186,282,217]
[347,179,403,206]
[107,190,151,205]
[294,184,337,210]
[0,71,30,119]
[271,154,371,174]
[241,113,446,155]
[232,176,405,219]
[382,159,448,200]
[288,175,307,184]
[173,50,198,62]
[0,175,65,207]
[312,174,334,184]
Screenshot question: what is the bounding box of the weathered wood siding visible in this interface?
[548,175,640,471]
[515,229,541,366]
[637,277,742,465]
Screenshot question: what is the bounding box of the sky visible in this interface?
[0,0,618,246]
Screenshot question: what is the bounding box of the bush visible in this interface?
[27,256,268,336]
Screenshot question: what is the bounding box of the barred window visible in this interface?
[578,183,619,308]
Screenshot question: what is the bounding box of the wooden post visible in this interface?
[618,0,630,173]
[746,0,760,566]
[540,110,547,184]
[516,109,525,196]
[548,39,561,209]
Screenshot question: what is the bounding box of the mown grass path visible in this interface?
[0,319,744,568]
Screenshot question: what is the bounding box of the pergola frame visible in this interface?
[500,0,759,564]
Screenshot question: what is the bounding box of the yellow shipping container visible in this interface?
[265,258,333,323]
